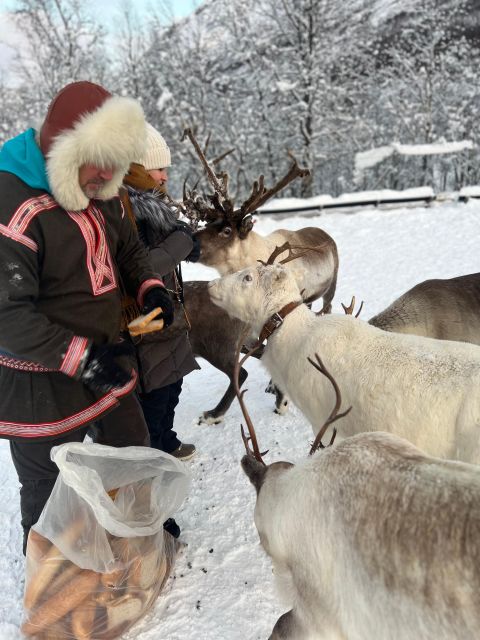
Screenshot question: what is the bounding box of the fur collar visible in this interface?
[127,186,178,247]
[45,96,146,212]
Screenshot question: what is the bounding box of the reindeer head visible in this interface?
[194,214,254,268]
[239,354,350,559]
[209,263,301,333]
[180,128,309,267]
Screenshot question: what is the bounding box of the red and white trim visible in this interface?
[0,369,137,439]
[0,194,57,252]
[137,279,164,307]
[0,355,54,373]
[59,336,89,377]
[67,203,117,296]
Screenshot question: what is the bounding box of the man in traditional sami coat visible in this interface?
[0,81,174,552]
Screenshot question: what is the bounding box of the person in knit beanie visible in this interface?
[141,123,172,188]
[0,81,175,553]
[121,123,201,466]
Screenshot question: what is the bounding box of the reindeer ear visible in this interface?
[274,266,288,282]
[241,455,267,493]
[238,214,254,239]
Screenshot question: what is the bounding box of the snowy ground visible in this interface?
[0,199,479,639]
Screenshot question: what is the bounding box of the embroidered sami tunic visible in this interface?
[0,172,163,440]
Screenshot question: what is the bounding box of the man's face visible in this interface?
[79,164,115,199]
[148,168,169,187]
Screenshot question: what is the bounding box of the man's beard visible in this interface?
[81,180,106,199]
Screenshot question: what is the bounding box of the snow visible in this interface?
[354,141,474,183]
[391,141,474,156]
[156,90,173,112]
[0,199,479,639]
[259,187,435,212]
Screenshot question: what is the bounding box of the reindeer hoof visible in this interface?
[274,400,289,416]
[265,381,276,395]
[198,412,224,426]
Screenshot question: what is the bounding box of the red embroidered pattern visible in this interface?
[0,370,137,438]
[0,194,57,252]
[0,355,54,372]
[67,203,117,296]
[59,336,89,377]
[137,279,165,307]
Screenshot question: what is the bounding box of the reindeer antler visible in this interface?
[234,327,268,464]
[258,242,327,267]
[181,128,310,227]
[182,128,229,201]
[307,354,352,454]
[341,296,364,318]
[240,154,310,217]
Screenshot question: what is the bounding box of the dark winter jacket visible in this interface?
[126,187,200,392]
[0,130,164,440]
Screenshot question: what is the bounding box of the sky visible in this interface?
[0,196,479,639]
[0,0,203,83]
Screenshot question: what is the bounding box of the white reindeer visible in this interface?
[242,430,480,639]
[209,262,480,464]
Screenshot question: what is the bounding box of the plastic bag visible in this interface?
[21,443,190,639]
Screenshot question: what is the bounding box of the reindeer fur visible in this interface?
[196,225,338,309]
[369,272,480,344]
[210,263,480,464]
[184,280,287,423]
[242,431,480,639]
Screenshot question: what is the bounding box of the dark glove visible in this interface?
[186,235,201,262]
[80,342,135,394]
[174,220,194,238]
[174,221,201,262]
[142,286,174,328]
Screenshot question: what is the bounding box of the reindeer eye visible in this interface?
[243,274,253,283]
[221,226,232,237]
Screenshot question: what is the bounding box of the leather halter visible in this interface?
[257,301,302,344]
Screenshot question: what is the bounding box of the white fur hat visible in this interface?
[43,81,147,211]
[139,123,171,170]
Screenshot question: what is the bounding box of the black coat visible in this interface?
[0,172,163,440]
[127,187,199,392]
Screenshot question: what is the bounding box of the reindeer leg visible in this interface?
[265,380,289,415]
[319,273,338,315]
[273,385,289,415]
[270,608,345,640]
[198,366,248,425]
[269,610,305,639]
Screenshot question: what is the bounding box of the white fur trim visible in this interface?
[46,96,147,211]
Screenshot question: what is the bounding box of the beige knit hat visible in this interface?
[139,123,171,170]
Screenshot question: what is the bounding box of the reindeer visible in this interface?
[209,260,480,464]
[183,280,287,424]
[240,360,480,639]
[237,358,480,639]
[180,128,339,312]
[368,272,480,344]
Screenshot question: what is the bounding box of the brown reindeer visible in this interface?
[368,273,480,344]
[183,280,287,424]
[181,128,338,312]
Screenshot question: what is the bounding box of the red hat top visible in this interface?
[40,81,112,157]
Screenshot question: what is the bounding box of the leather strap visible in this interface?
[257,301,302,343]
